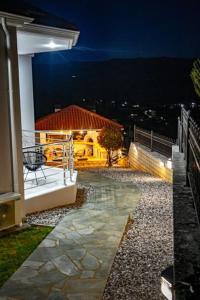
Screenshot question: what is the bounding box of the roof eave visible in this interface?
[0,11,33,26]
[19,23,80,46]
[0,11,80,47]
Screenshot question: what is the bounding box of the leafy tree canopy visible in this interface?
[97,126,123,166]
[191,59,200,98]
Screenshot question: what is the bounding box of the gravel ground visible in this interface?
[26,186,88,226]
[91,168,173,300]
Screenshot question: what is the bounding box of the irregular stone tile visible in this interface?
[39,239,57,248]
[77,227,94,235]
[67,294,100,300]
[87,248,113,260]
[28,270,66,287]
[40,261,55,273]
[66,279,106,293]
[51,232,66,239]
[0,281,46,300]
[89,222,105,230]
[80,270,95,279]
[73,260,83,271]
[22,260,44,269]
[11,267,38,281]
[72,220,87,229]
[66,231,82,241]
[66,249,86,261]
[54,225,70,234]
[53,255,80,276]
[59,239,77,249]
[29,247,64,262]
[47,290,66,300]
[52,279,68,290]
[81,253,99,270]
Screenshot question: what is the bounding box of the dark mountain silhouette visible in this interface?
[32,58,198,119]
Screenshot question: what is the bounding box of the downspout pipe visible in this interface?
[1,17,15,191]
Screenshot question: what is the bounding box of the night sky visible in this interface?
[24,0,200,63]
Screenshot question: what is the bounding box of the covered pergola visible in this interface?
[36,105,123,165]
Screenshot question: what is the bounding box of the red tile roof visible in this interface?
[35,105,123,131]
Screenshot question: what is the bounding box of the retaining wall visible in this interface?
[128,142,172,183]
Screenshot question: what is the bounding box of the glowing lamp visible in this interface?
[166,158,172,169]
[44,41,64,49]
[159,161,164,167]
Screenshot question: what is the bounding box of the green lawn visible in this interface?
[0,226,52,287]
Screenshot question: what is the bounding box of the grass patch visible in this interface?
[0,226,52,287]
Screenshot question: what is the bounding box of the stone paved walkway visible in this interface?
[0,171,140,300]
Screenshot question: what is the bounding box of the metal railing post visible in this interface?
[185,111,190,186]
[178,116,182,152]
[180,108,184,153]
[69,137,74,182]
[62,143,68,186]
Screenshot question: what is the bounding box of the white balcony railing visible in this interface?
[22,130,74,199]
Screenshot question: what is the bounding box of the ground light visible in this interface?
[161,266,174,300]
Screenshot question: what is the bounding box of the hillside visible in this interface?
[32,58,198,119]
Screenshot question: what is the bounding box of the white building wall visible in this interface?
[18,55,35,132]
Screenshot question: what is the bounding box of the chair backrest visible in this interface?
[23,151,47,171]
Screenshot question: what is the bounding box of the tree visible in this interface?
[191,59,200,98]
[97,127,123,167]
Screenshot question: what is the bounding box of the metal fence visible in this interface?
[133,125,175,157]
[178,107,200,222]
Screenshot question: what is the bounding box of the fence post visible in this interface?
[150,130,153,151]
[185,111,190,187]
[178,116,183,152]
[180,108,184,153]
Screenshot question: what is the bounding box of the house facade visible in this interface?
[0,3,79,230]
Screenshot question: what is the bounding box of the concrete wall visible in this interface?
[25,184,77,214]
[129,143,172,183]
[18,55,35,132]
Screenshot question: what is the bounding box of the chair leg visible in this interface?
[35,172,38,185]
[41,167,46,180]
[24,170,29,182]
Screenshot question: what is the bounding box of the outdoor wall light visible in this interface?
[45,40,63,49]
[166,158,172,169]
